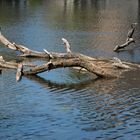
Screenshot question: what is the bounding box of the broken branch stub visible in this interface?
[16,63,23,82]
[62,38,72,53]
[0,33,50,58]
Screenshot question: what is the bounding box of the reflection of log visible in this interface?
[0,31,140,81]
[26,75,98,90]
[26,75,115,92]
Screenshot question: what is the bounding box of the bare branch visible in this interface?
[114,23,137,52]
[0,31,140,81]
[62,38,71,53]
[114,38,135,52]
[43,49,53,59]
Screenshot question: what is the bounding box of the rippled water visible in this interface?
[0,0,140,140]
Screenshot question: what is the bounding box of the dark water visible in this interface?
[0,0,140,140]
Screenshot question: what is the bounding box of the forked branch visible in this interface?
[0,30,140,81]
[114,23,137,52]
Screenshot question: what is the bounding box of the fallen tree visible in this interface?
[0,31,140,81]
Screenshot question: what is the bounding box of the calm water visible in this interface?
[0,0,140,140]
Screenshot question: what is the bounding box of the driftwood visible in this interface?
[114,38,135,52]
[114,23,137,52]
[0,31,140,81]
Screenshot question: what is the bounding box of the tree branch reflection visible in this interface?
[26,75,117,93]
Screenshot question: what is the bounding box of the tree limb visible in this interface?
[114,23,137,52]
[0,31,140,81]
[114,38,135,52]
[62,38,71,53]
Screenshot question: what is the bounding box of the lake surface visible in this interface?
[0,0,140,139]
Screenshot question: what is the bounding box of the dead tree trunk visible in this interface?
[0,31,140,81]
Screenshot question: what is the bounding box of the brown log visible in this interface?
[22,55,140,78]
[1,53,138,79]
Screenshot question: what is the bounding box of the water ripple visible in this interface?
[0,0,140,139]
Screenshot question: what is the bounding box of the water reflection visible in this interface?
[26,75,117,94]
[24,71,140,139]
[40,0,140,60]
[0,0,22,6]
[0,0,27,9]
[41,0,138,31]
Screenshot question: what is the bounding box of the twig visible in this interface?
[43,49,53,59]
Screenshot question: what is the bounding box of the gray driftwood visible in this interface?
[0,31,140,81]
[114,23,137,52]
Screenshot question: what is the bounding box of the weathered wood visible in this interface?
[62,38,71,53]
[114,23,137,52]
[1,51,137,79]
[16,63,23,82]
[0,33,49,57]
[0,56,18,69]
[0,31,140,81]
[0,34,73,58]
[114,38,135,52]
[17,55,140,78]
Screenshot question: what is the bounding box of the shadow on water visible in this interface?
[26,74,118,93]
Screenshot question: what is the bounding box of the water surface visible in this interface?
[0,0,140,140]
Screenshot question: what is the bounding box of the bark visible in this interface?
[0,56,18,69]
[0,33,73,58]
[0,31,140,81]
